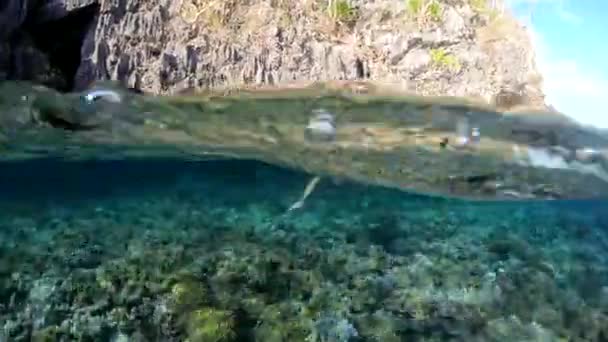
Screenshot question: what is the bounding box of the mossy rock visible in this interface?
[31,326,61,342]
[168,275,209,313]
[184,308,236,342]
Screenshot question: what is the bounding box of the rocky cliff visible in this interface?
[1,0,546,109]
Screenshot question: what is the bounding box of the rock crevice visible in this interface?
[0,0,100,91]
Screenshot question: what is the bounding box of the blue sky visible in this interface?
[506,0,608,128]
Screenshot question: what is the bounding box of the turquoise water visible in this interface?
[1,157,608,341]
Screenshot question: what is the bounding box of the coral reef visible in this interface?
[1,159,607,341]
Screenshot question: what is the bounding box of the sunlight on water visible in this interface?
[1,81,608,341]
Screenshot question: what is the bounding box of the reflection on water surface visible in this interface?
[2,80,608,201]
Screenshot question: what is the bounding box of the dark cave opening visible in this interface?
[21,3,100,92]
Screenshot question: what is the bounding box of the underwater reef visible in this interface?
[1,158,608,342]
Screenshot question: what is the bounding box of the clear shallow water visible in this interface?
[1,158,608,341]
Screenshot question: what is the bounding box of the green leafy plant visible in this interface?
[427,1,442,21]
[406,0,443,24]
[327,0,358,26]
[429,48,461,71]
[469,0,487,11]
[407,0,424,16]
[469,0,501,20]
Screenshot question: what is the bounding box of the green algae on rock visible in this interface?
[183,308,237,342]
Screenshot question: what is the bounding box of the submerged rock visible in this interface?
[305,109,337,143]
[309,313,358,342]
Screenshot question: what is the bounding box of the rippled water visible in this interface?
[1,83,608,341]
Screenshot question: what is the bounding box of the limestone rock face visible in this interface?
[2,0,546,109]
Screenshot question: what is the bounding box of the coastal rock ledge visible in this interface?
[1,0,546,109]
